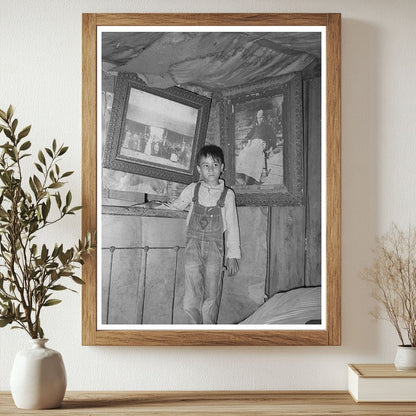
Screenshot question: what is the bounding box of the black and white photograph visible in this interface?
[103,72,211,184]
[96,25,327,336]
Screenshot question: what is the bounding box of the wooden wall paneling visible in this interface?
[305,77,322,287]
[268,206,305,295]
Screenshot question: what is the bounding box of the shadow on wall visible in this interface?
[341,18,381,355]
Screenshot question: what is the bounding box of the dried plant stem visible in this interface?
[363,223,416,347]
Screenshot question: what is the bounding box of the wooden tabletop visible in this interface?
[1,391,416,415]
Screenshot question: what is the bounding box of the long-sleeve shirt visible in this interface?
[167,180,241,259]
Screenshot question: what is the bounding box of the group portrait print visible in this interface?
[82,13,341,346]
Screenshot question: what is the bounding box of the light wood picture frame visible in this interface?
[82,13,341,346]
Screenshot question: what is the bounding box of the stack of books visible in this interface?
[348,364,416,402]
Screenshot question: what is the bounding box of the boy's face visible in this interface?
[197,155,224,186]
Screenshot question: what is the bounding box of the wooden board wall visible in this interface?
[305,77,322,287]
[267,75,321,296]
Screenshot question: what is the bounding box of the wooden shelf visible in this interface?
[102,205,187,218]
[1,391,416,415]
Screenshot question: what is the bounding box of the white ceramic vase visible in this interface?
[10,338,67,409]
[394,345,416,371]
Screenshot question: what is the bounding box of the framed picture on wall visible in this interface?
[103,72,211,184]
[220,72,304,206]
[82,13,341,346]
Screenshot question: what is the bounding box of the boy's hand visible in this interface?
[137,201,163,209]
[226,258,239,276]
[147,200,163,209]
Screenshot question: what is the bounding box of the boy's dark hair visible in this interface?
[196,144,224,165]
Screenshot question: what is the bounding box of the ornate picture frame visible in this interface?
[104,72,211,184]
[82,13,341,346]
[220,72,303,206]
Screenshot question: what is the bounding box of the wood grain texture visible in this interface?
[268,206,305,294]
[1,391,416,415]
[325,13,342,346]
[81,13,341,346]
[305,78,322,287]
[350,364,416,378]
[90,329,329,346]
[82,13,98,346]
[95,13,330,26]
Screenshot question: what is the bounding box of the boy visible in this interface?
[156,145,241,324]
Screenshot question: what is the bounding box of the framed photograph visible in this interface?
[103,72,211,184]
[220,72,303,206]
[82,13,341,346]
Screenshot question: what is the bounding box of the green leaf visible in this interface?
[43,299,62,307]
[45,148,53,158]
[19,140,31,151]
[4,129,12,140]
[0,292,12,302]
[19,153,30,160]
[0,109,7,121]
[50,285,68,291]
[48,182,64,189]
[41,244,48,262]
[71,276,85,285]
[61,171,74,178]
[29,177,38,197]
[11,118,18,133]
[52,139,57,152]
[58,146,68,156]
[41,202,50,221]
[17,125,31,140]
[55,192,62,208]
[65,191,72,207]
[69,206,82,213]
[51,244,59,258]
[0,317,13,327]
[38,325,44,339]
[52,244,64,258]
[34,162,43,173]
[58,250,67,264]
[33,175,43,192]
[6,105,14,122]
[38,150,46,165]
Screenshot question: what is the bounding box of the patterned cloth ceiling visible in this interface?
[102,31,321,90]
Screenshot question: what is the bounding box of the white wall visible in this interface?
[1,0,416,391]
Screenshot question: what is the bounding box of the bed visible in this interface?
[238,286,321,325]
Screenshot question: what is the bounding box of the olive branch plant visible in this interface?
[0,105,94,339]
[362,223,416,347]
